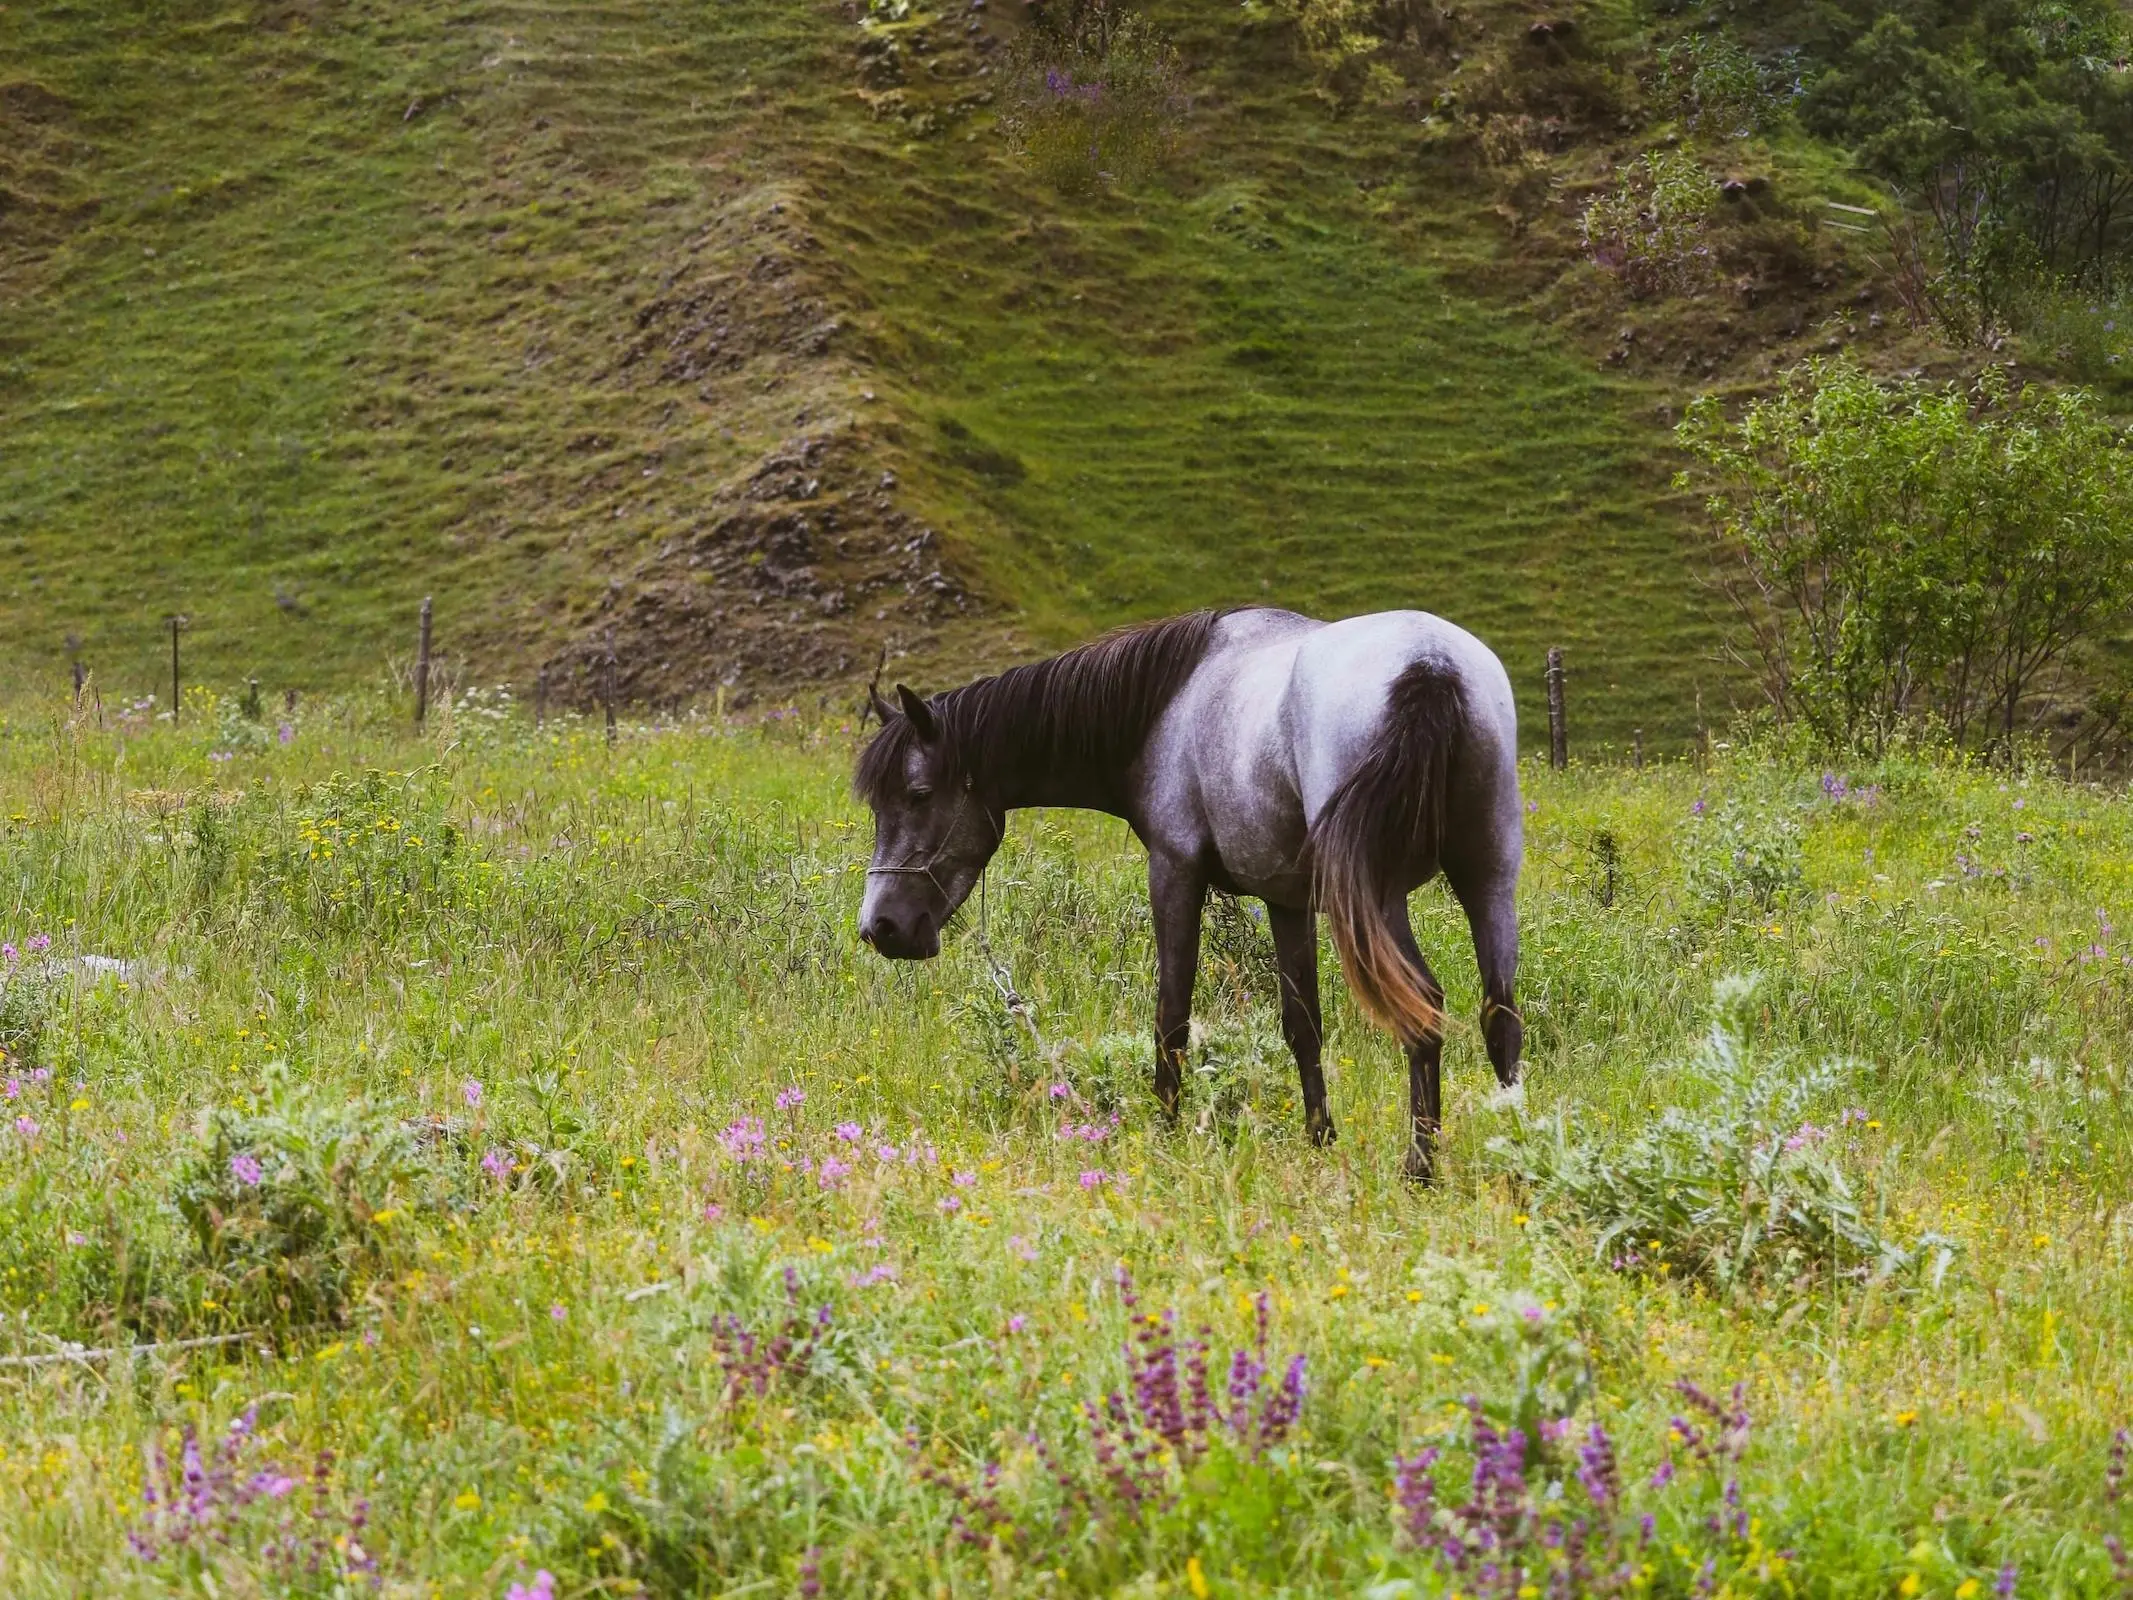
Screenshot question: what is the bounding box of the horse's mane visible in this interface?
[855,610,1229,804]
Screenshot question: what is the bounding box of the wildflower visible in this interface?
[1008,1314,1027,1333]
[876,1143,900,1162]
[939,1195,963,1215]
[720,1117,767,1164]
[702,1202,725,1222]
[13,1116,37,1140]
[462,1079,484,1110]
[27,933,49,953]
[1996,1564,2017,1598]
[550,1303,567,1321]
[1079,1169,1110,1190]
[775,1086,806,1112]
[480,1148,512,1183]
[1049,1082,1071,1099]
[1691,797,1707,817]
[952,1170,976,1188]
[229,1153,264,1188]
[1009,1234,1039,1261]
[834,1121,863,1143]
[277,722,295,745]
[817,1156,851,1189]
[848,1262,898,1288]
[1649,1458,1675,1490]
[505,1571,558,1600]
[453,1489,481,1512]
[1,944,14,963]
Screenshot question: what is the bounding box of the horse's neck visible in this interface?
[993,756,1130,817]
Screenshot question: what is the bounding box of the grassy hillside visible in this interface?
[1,0,1755,741]
[5,699,2133,1592]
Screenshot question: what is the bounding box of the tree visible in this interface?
[1676,359,2133,754]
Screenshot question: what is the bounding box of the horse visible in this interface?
[853,607,1524,1181]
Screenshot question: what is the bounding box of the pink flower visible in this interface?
[13,1116,38,1140]
[702,1202,725,1222]
[26,934,49,954]
[229,1153,264,1187]
[1048,1082,1071,1100]
[1009,1234,1038,1261]
[875,1143,899,1163]
[3,1079,17,1100]
[818,1157,851,1189]
[462,1079,484,1110]
[939,1195,962,1215]
[720,1116,767,1164]
[481,1148,513,1182]
[277,722,295,746]
[834,1122,863,1143]
[506,1573,558,1600]
[1008,1314,1027,1333]
[1078,1169,1110,1191]
[1,944,15,963]
[775,1086,806,1112]
[848,1263,898,1288]
[550,1302,567,1322]
[951,1170,976,1188]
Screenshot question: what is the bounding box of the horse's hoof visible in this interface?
[1305,1109,1337,1148]
[1400,1144,1436,1185]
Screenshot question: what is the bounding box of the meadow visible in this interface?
[0,683,2130,1596]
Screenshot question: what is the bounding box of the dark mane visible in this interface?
[855,610,1229,808]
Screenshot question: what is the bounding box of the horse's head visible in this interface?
[853,684,1003,960]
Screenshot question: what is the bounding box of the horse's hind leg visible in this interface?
[1268,903,1333,1146]
[1381,900,1447,1183]
[1450,866,1522,1089]
[1148,851,1206,1123]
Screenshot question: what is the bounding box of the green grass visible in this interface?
[2,0,1728,743]
[3,692,2133,1593]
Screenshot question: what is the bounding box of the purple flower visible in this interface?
[720,1117,767,1165]
[550,1302,567,1322]
[952,1170,976,1188]
[506,1573,558,1600]
[1009,1233,1038,1261]
[27,933,49,954]
[834,1121,863,1143]
[13,1116,38,1140]
[818,1156,851,1189]
[1691,797,1707,817]
[1996,1564,2017,1598]
[1650,1458,1675,1490]
[229,1153,264,1187]
[1079,1169,1110,1190]
[3,1079,17,1100]
[939,1195,963,1215]
[702,1201,725,1222]
[277,722,296,745]
[1,944,15,963]
[461,1079,484,1110]
[848,1262,898,1288]
[1008,1314,1027,1333]
[775,1086,806,1113]
[480,1148,512,1183]
[1049,1082,1071,1100]
[1782,1121,1826,1152]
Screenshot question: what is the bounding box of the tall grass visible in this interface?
[1,688,2132,1594]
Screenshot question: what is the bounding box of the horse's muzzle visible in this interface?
[860,909,939,960]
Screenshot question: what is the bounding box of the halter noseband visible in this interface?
[863,779,995,893]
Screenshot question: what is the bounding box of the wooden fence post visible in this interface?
[414,596,434,728]
[71,658,85,707]
[168,617,184,726]
[1632,727,1644,771]
[1545,647,1566,771]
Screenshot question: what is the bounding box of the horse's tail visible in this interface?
[1306,659,1462,1044]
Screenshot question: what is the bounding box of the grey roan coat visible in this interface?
[854,607,1524,1181]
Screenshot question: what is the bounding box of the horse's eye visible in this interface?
[909,786,933,801]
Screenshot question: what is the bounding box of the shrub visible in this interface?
[1580,150,1715,297]
[171,1069,420,1328]
[1683,792,1804,918]
[1656,33,1796,138]
[1490,979,1956,1296]
[1677,360,2133,755]
[997,0,1183,195]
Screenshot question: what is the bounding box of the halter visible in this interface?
[862,779,995,895]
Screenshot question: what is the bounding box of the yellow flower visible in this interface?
[1957,1581,1981,1599]
[583,1490,609,1514]
[1512,1214,1530,1227]
[1471,1303,1491,1317]
[1899,1574,1922,1598]
[453,1490,481,1512]
[1893,1410,1919,1427]
[68,1098,88,1112]
[1187,1556,1210,1599]
[2032,1233,2051,1249]
[1406,1289,1424,1303]
[1328,1284,1350,1300]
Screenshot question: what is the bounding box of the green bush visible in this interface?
[996,0,1183,195]
[1491,978,1957,1297]
[171,1068,421,1329]
[1677,360,2133,755]
[258,769,462,933]
[1683,792,1805,918]
[1579,150,1716,298]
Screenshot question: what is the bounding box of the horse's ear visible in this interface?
[867,684,896,726]
[895,684,938,741]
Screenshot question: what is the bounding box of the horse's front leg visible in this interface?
[1148,851,1206,1123]
[1267,903,1334,1146]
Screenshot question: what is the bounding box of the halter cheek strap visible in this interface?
[863,781,994,894]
